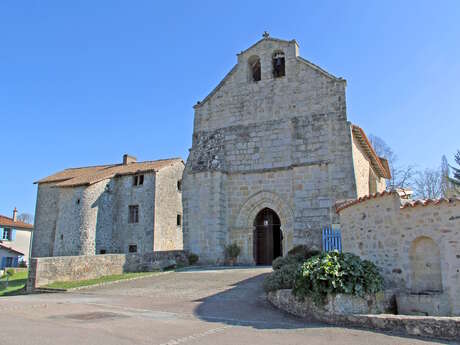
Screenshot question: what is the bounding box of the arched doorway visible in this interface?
[253,208,282,265]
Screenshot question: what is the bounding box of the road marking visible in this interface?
[156,325,232,345]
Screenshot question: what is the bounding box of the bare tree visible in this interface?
[441,155,454,197]
[413,168,442,199]
[369,134,415,190]
[17,213,34,224]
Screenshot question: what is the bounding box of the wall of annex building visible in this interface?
[340,194,460,316]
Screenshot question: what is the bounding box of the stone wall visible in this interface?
[27,250,187,290]
[338,192,460,316]
[351,132,386,197]
[32,183,59,257]
[183,37,363,264]
[53,180,109,256]
[154,163,184,250]
[111,172,156,254]
[267,289,460,341]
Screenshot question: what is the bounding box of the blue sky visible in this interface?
[1,1,459,217]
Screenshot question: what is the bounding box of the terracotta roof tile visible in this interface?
[351,125,392,179]
[336,190,460,213]
[335,190,398,213]
[36,158,183,188]
[0,215,33,230]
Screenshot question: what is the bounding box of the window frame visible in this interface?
[133,174,144,186]
[2,228,11,241]
[128,205,139,223]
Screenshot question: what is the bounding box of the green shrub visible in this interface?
[224,243,241,259]
[19,260,27,268]
[293,251,383,305]
[272,255,302,270]
[187,253,199,265]
[287,245,320,260]
[263,263,301,292]
[272,246,320,270]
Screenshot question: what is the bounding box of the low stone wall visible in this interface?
[27,251,186,291]
[268,289,460,340]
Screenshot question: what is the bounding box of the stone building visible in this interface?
[337,190,460,316]
[32,155,184,257]
[182,34,391,265]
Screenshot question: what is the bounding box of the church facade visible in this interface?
[182,34,390,264]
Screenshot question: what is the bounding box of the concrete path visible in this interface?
[0,267,454,345]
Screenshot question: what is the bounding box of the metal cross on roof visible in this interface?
[262,31,270,39]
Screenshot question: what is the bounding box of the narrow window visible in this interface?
[129,205,139,223]
[100,249,106,254]
[177,180,182,191]
[128,244,137,253]
[248,55,261,82]
[133,174,144,186]
[272,51,285,78]
[177,214,181,226]
[2,228,11,241]
[76,199,80,204]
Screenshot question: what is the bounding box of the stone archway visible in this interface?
[231,191,294,264]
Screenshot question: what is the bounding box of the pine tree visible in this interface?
[451,150,460,186]
[441,155,452,197]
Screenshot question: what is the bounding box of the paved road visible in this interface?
[0,267,453,345]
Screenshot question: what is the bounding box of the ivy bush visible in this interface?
[293,251,383,305]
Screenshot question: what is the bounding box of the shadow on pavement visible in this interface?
[192,269,325,330]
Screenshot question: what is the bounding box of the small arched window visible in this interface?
[272,51,285,78]
[248,55,261,82]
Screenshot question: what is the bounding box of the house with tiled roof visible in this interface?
[0,208,33,269]
[32,154,184,257]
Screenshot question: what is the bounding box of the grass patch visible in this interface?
[0,271,28,297]
[44,272,159,290]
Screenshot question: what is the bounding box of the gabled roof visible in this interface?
[35,158,184,188]
[0,243,24,256]
[194,35,344,109]
[351,125,392,179]
[0,215,33,231]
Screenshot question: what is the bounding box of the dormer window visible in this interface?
[248,55,261,82]
[133,174,144,186]
[272,51,285,78]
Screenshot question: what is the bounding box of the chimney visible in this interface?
[123,154,137,165]
[13,207,17,222]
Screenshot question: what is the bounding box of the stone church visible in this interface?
[182,33,391,265]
